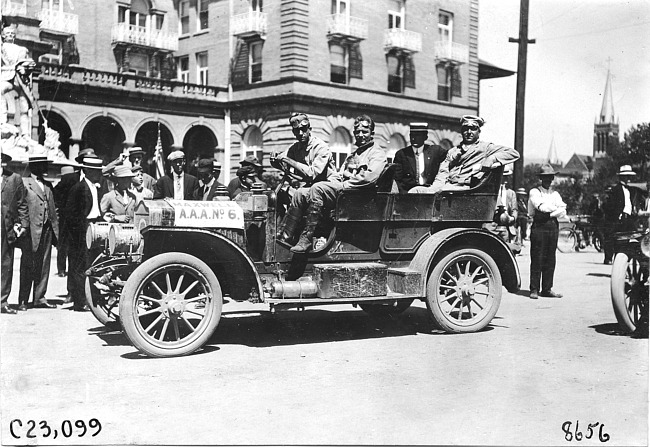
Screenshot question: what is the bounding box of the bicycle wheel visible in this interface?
[557,228,577,253]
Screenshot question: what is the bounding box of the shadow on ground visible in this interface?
[590,322,648,339]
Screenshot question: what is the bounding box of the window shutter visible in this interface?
[404,55,415,88]
[349,43,363,79]
[231,40,250,86]
[451,66,462,97]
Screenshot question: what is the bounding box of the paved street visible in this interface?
[0,244,647,446]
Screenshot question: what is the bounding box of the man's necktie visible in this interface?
[415,150,421,185]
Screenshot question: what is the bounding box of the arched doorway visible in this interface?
[329,126,352,169]
[387,133,407,163]
[182,125,218,176]
[134,122,173,177]
[39,111,72,157]
[242,125,263,164]
[82,116,126,165]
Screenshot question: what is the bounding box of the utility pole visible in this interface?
[508,0,535,189]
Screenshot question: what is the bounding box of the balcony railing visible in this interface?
[384,28,422,53]
[111,23,178,52]
[37,9,79,35]
[327,14,368,40]
[230,11,267,37]
[3,0,27,16]
[37,63,225,99]
[434,41,469,64]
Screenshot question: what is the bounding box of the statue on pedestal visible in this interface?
[1,24,35,137]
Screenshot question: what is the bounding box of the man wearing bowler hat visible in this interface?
[528,164,566,299]
[18,155,59,310]
[64,156,105,311]
[393,122,447,193]
[1,149,28,314]
[153,149,199,200]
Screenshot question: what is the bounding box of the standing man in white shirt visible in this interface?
[528,164,567,299]
[64,156,105,311]
[603,165,637,264]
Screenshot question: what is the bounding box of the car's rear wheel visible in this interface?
[426,249,502,333]
[120,252,222,357]
[359,299,413,316]
[611,253,647,332]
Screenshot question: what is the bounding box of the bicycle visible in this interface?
[557,215,604,253]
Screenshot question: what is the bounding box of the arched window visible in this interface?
[243,126,264,164]
[439,138,454,150]
[329,126,352,168]
[387,133,406,163]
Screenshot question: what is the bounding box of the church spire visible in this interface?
[598,67,616,125]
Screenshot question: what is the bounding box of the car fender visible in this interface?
[408,228,520,294]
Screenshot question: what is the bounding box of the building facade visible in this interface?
[3,0,505,182]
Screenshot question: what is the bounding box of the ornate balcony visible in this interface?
[230,11,267,38]
[3,0,27,16]
[384,28,422,53]
[111,23,178,52]
[434,41,469,65]
[327,14,368,41]
[37,9,79,35]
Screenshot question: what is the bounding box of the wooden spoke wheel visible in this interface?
[120,253,222,357]
[611,253,649,333]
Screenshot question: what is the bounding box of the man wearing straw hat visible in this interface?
[18,155,59,310]
[64,156,105,311]
[528,164,567,299]
[1,148,28,314]
[100,165,138,223]
[393,122,447,193]
[603,164,637,264]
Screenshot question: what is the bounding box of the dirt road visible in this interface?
[0,245,647,445]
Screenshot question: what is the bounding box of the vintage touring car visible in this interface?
[85,165,520,357]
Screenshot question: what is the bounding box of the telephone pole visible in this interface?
[509,0,535,188]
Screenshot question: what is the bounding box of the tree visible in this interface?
[621,123,650,181]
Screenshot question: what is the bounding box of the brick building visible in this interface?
[3,0,511,182]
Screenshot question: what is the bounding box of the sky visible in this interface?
[478,0,650,165]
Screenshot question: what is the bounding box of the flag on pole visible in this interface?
[154,122,164,179]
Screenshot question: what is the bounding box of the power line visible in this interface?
[537,20,650,42]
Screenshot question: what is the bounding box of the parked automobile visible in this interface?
[85,165,520,357]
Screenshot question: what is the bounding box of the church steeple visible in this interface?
[593,66,619,159]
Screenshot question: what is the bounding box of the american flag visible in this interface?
[154,122,164,179]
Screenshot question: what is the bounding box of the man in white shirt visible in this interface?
[153,150,199,200]
[603,165,637,264]
[528,164,566,299]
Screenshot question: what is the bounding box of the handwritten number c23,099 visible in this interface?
[9,419,101,439]
[562,420,610,442]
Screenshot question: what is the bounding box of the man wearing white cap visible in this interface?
[18,155,59,310]
[64,156,105,311]
[410,115,519,193]
[1,149,28,314]
[100,165,138,222]
[603,165,637,264]
[153,150,199,200]
[393,122,447,193]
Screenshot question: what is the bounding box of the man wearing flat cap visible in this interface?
[393,122,448,193]
[227,154,266,199]
[18,155,59,310]
[196,158,223,201]
[410,115,520,194]
[153,150,199,200]
[515,187,529,243]
[527,163,566,299]
[1,149,28,314]
[64,156,106,311]
[271,112,337,242]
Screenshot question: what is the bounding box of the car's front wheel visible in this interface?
[611,252,647,332]
[426,249,502,333]
[120,252,222,357]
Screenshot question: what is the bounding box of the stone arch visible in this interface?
[81,115,126,164]
[328,126,352,168]
[182,125,218,176]
[39,110,72,157]
[242,125,264,164]
[429,128,461,148]
[134,121,174,177]
[386,133,407,163]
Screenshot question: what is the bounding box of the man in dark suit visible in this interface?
[603,165,637,264]
[196,158,223,201]
[18,155,59,310]
[1,150,28,314]
[153,150,199,200]
[393,122,448,193]
[64,156,105,311]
